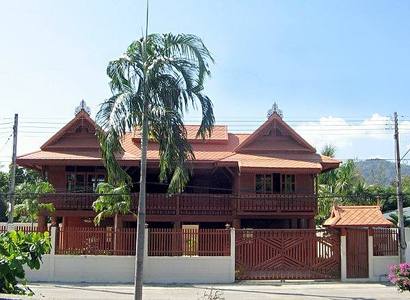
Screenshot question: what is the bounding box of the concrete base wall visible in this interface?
[25,228,236,284]
[25,255,235,284]
[144,256,234,284]
[371,256,399,281]
[25,255,135,283]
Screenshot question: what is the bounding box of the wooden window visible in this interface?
[66,167,106,192]
[281,174,295,193]
[255,173,281,193]
[256,174,271,193]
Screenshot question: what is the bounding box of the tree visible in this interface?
[0,171,8,222]
[96,33,214,299]
[321,144,336,158]
[0,167,43,222]
[13,181,55,229]
[334,160,362,194]
[316,145,377,224]
[93,183,133,226]
[388,213,410,227]
[0,231,51,295]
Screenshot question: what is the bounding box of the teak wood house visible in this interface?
[16,103,340,231]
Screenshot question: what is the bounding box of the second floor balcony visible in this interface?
[40,192,317,216]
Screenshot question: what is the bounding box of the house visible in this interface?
[16,102,340,231]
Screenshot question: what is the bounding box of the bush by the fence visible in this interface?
[389,263,410,292]
[0,230,51,295]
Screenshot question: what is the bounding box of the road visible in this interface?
[0,281,408,300]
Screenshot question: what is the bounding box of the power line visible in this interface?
[0,133,12,153]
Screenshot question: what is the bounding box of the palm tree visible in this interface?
[96,33,214,299]
[318,144,337,189]
[334,159,361,194]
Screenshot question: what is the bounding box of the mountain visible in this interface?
[355,159,410,186]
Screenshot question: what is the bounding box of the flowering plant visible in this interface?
[389,263,410,292]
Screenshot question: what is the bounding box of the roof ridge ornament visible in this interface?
[75,99,91,115]
[267,102,283,119]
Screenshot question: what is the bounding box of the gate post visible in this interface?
[340,228,347,281]
[48,226,57,282]
[230,228,236,282]
[368,228,374,281]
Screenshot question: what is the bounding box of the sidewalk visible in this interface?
[1,282,408,300]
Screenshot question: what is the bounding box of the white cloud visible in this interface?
[293,113,394,154]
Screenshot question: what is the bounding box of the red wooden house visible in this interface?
[16,103,340,231]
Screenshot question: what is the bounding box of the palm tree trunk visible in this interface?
[134,107,148,300]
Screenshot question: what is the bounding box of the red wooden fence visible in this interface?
[57,227,137,255]
[148,228,231,256]
[0,224,40,233]
[56,227,230,256]
[373,227,398,256]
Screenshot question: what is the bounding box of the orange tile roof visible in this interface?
[133,125,229,143]
[122,132,250,161]
[16,111,341,172]
[17,150,137,162]
[217,153,324,171]
[323,205,393,227]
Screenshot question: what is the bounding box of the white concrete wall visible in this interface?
[144,256,234,284]
[25,228,235,284]
[371,256,399,281]
[405,228,410,261]
[25,255,135,283]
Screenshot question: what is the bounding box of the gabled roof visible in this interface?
[234,113,316,153]
[323,205,393,227]
[16,108,340,173]
[40,110,98,150]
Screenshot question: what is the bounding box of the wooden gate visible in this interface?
[235,229,340,280]
[346,228,368,278]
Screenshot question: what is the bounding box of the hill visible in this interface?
[355,159,410,186]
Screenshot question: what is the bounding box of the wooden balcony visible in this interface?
[40,193,317,217]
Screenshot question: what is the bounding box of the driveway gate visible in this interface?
[235,229,340,280]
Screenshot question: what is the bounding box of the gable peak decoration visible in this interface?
[75,99,91,116]
[267,102,283,119]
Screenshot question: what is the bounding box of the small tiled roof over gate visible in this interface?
[323,205,393,227]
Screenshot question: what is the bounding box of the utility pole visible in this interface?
[394,112,406,263]
[7,113,18,230]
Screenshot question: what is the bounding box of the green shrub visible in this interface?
[0,230,51,295]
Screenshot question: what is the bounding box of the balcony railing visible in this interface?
[40,193,317,216]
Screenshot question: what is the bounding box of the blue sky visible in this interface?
[1,0,410,166]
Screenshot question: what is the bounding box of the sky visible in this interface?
[1,0,410,168]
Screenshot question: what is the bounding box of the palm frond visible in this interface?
[97,33,215,195]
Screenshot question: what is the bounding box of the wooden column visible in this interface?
[37,214,47,232]
[232,218,241,229]
[173,221,181,229]
[308,218,315,229]
[291,218,298,229]
[232,170,241,222]
[50,215,57,227]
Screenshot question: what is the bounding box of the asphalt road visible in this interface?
[1,282,409,300]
